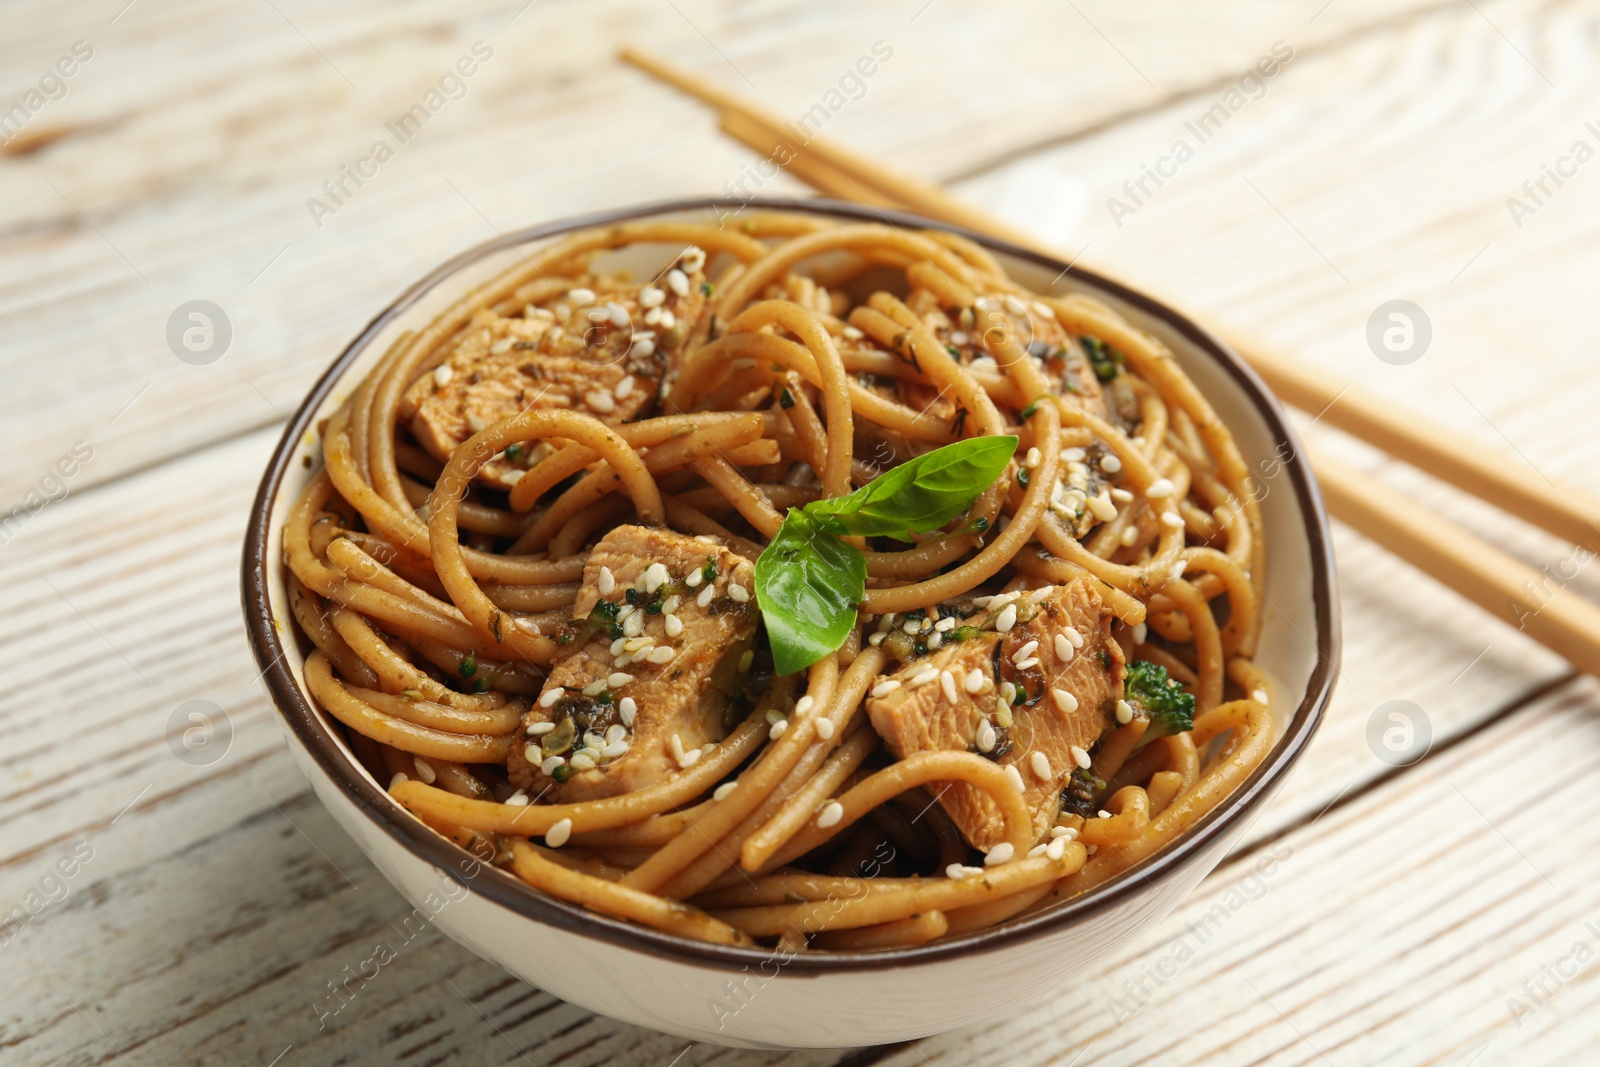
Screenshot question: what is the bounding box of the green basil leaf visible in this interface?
[754,508,867,676]
[806,435,1018,540]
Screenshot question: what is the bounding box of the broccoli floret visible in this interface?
[1124,659,1195,737]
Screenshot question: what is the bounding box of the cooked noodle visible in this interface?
[283,213,1273,950]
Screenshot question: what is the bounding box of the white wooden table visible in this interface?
[4,1,1597,1063]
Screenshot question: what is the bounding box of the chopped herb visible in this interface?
[1021,397,1044,419]
[458,652,478,679]
[779,387,796,409]
[946,344,961,359]
[701,558,718,583]
[550,764,573,783]
[1097,648,1112,670]
[472,677,492,693]
[1081,335,1123,382]
[700,280,714,296]
[1124,659,1195,737]
[490,610,503,644]
[505,442,525,464]
[1060,767,1106,818]
[1026,340,1052,359]
[1018,468,1030,488]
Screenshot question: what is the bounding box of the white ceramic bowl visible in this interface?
[243,198,1338,1050]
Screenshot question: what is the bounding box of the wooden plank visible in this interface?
[953,0,1600,839]
[0,0,1448,505]
[866,675,1600,1067]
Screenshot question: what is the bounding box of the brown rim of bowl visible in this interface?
[242,195,1339,974]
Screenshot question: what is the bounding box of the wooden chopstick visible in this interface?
[622,45,1600,559]
[620,46,1600,677]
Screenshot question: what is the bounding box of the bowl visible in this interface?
[242,197,1338,1049]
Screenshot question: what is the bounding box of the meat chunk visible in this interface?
[507,526,758,802]
[402,255,710,489]
[865,578,1124,849]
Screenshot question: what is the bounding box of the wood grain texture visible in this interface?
[0,0,1445,505]
[1,0,1595,1063]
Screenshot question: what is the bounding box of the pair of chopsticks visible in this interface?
[620,46,1600,678]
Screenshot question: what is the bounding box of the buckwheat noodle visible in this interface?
[283,213,1274,951]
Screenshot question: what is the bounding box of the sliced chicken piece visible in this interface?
[865,577,1124,850]
[507,525,757,802]
[403,254,709,489]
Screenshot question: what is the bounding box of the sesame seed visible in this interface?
[569,751,596,771]
[658,309,676,329]
[606,302,629,327]
[528,721,557,737]
[1003,765,1026,793]
[514,616,539,634]
[664,614,684,637]
[1050,825,1076,839]
[940,670,958,704]
[1087,494,1117,522]
[1016,657,1040,671]
[1252,688,1270,704]
[1052,688,1079,714]
[1168,560,1188,580]
[1031,751,1053,780]
[796,695,815,716]
[607,672,634,688]
[816,717,835,741]
[1071,745,1091,770]
[623,636,650,652]
[1014,640,1040,663]
[433,364,454,387]
[903,618,922,634]
[1099,810,1113,820]
[1065,626,1086,649]
[738,649,754,672]
[1120,526,1140,547]
[1132,622,1148,645]
[644,562,670,593]
[586,390,616,414]
[390,772,409,789]
[1110,487,1134,503]
[713,780,738,801]
[639,285,666,308]
[728,583,750,603]
[667,268,690,296]
[567,287,595,306]
[697,584,715,608]
[678,748,701,769]
[911,668,940,687]
[1025,447,1042,468]
[582,679,607,697]
[614,375,635,399]
[1054,634,1074,662]
[646,646,675,664]
[1115,699,1133,724]
[504,790,530,807]
[868,632,887,646]
[684,568,703,588]
[619,696,637,726]
[539,688,565,708]
[927,632,944,651]
[1000,681,1017,703]
[631,337,656,359]
[1029,842,1050,858]
[681,246,706,272]
[976,720,997,752]
[662,595,680,613]
[872,679,902,699]
[546,818,573,847]
[995,702,1014,728]
[1162,511,1186,529]
[995,604,1018,633]
[603,739,630,759]
[1063,447,1086,462]
[465,412,486,433]
[1028,586,1053,602]
[816,801,844,828]
[623,612,645,638]
[540,755,566,776]
[769,719,788,740]
[1046,837,1068,861]
[842,325,864,340]
[1101,454,1123,473]
[985,842,1015,866]
[1146,478,1174,499]
[766,708,785,726]
[963,668,985,694]
[946,863,982,880]
[935,617,957,632]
